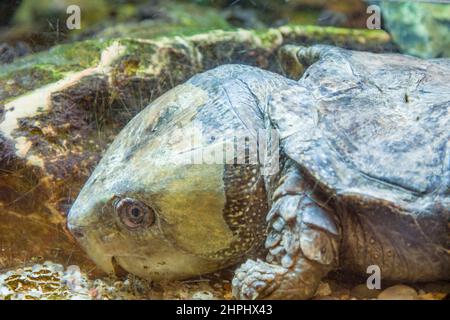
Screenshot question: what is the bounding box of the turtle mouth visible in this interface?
[70,230,116,275]
[111,256,129,278]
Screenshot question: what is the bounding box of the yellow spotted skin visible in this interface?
[210,164,268,261]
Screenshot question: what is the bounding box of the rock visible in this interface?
[378,285,418,300]
[417,292,447,300]
[31,264,43,272]
[192,291,216,300]
[0,261,155,299]
[0,44,16,64]
[2,0,231,57]
[376,1,450,58]
[350,284,380,299]
[0,254,230,300]
[0,42,29,64]
[314,282,332,297]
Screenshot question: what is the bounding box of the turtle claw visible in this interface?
[232,259,287,300]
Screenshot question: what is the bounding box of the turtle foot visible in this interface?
[231,259,287,300]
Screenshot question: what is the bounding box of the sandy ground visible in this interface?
[0,261,448,300]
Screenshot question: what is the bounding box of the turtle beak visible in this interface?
[69,223,115,275]
[68,202,115,275]
[67,222,87,240]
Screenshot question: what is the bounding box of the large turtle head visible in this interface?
[67,81,269,280]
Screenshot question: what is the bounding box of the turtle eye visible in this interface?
[115,198,155,229]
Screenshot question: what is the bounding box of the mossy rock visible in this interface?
[378,1,450,58]
[3,0,231,56]
[0,40,110,102]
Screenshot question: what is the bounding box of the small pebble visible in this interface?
[314,282,332,297]
[15,268,24,275]
[114,281,124,290]
[192,291,215,300]
[66,265,81,274]
[0,286,12,296]
[378,285,418,300]
[89,288,99,299]
[28,290,42,299]
[31,264,43,272]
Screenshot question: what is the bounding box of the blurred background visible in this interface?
[0,0,449,64]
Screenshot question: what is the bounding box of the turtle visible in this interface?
[67,45,450,299]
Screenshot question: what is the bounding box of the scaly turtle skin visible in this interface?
[68,45,450,299]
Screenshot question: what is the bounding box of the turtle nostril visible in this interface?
[68,223,85,239]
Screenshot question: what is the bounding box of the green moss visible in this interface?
[0,40,110,103]
[253,28,282,48]
[1,40,108,75]
[286,24,386,37]
[98,20,228,40]
[0,24,392,104]
[278,24,391,44]
[0,67,61,103]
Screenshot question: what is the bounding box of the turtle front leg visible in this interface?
[232,164,341,299]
